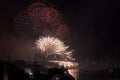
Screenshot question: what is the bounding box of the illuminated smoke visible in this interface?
[36,36,74,60]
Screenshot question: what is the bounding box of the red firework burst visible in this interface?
[26,2,62,30]
[13,11,33,37]
[55,24,70,38]
[13,2,70,39]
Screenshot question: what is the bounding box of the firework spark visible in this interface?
[36,36,74,60]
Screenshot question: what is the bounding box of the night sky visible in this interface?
[0,0,120,65]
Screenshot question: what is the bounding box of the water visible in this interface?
[78,69,120,80]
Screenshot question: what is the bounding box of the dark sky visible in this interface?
[0,0,120,63]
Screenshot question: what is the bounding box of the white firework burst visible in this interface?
[35,36,74,60]
[35,36,79,80]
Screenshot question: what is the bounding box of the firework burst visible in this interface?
[36,36,74,61]
[13,2,79,79]
[13,2,70,39]
[35,36,79,80]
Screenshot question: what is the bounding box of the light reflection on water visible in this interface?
[68,68,79,80]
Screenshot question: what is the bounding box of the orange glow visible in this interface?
[68,69,79,80]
